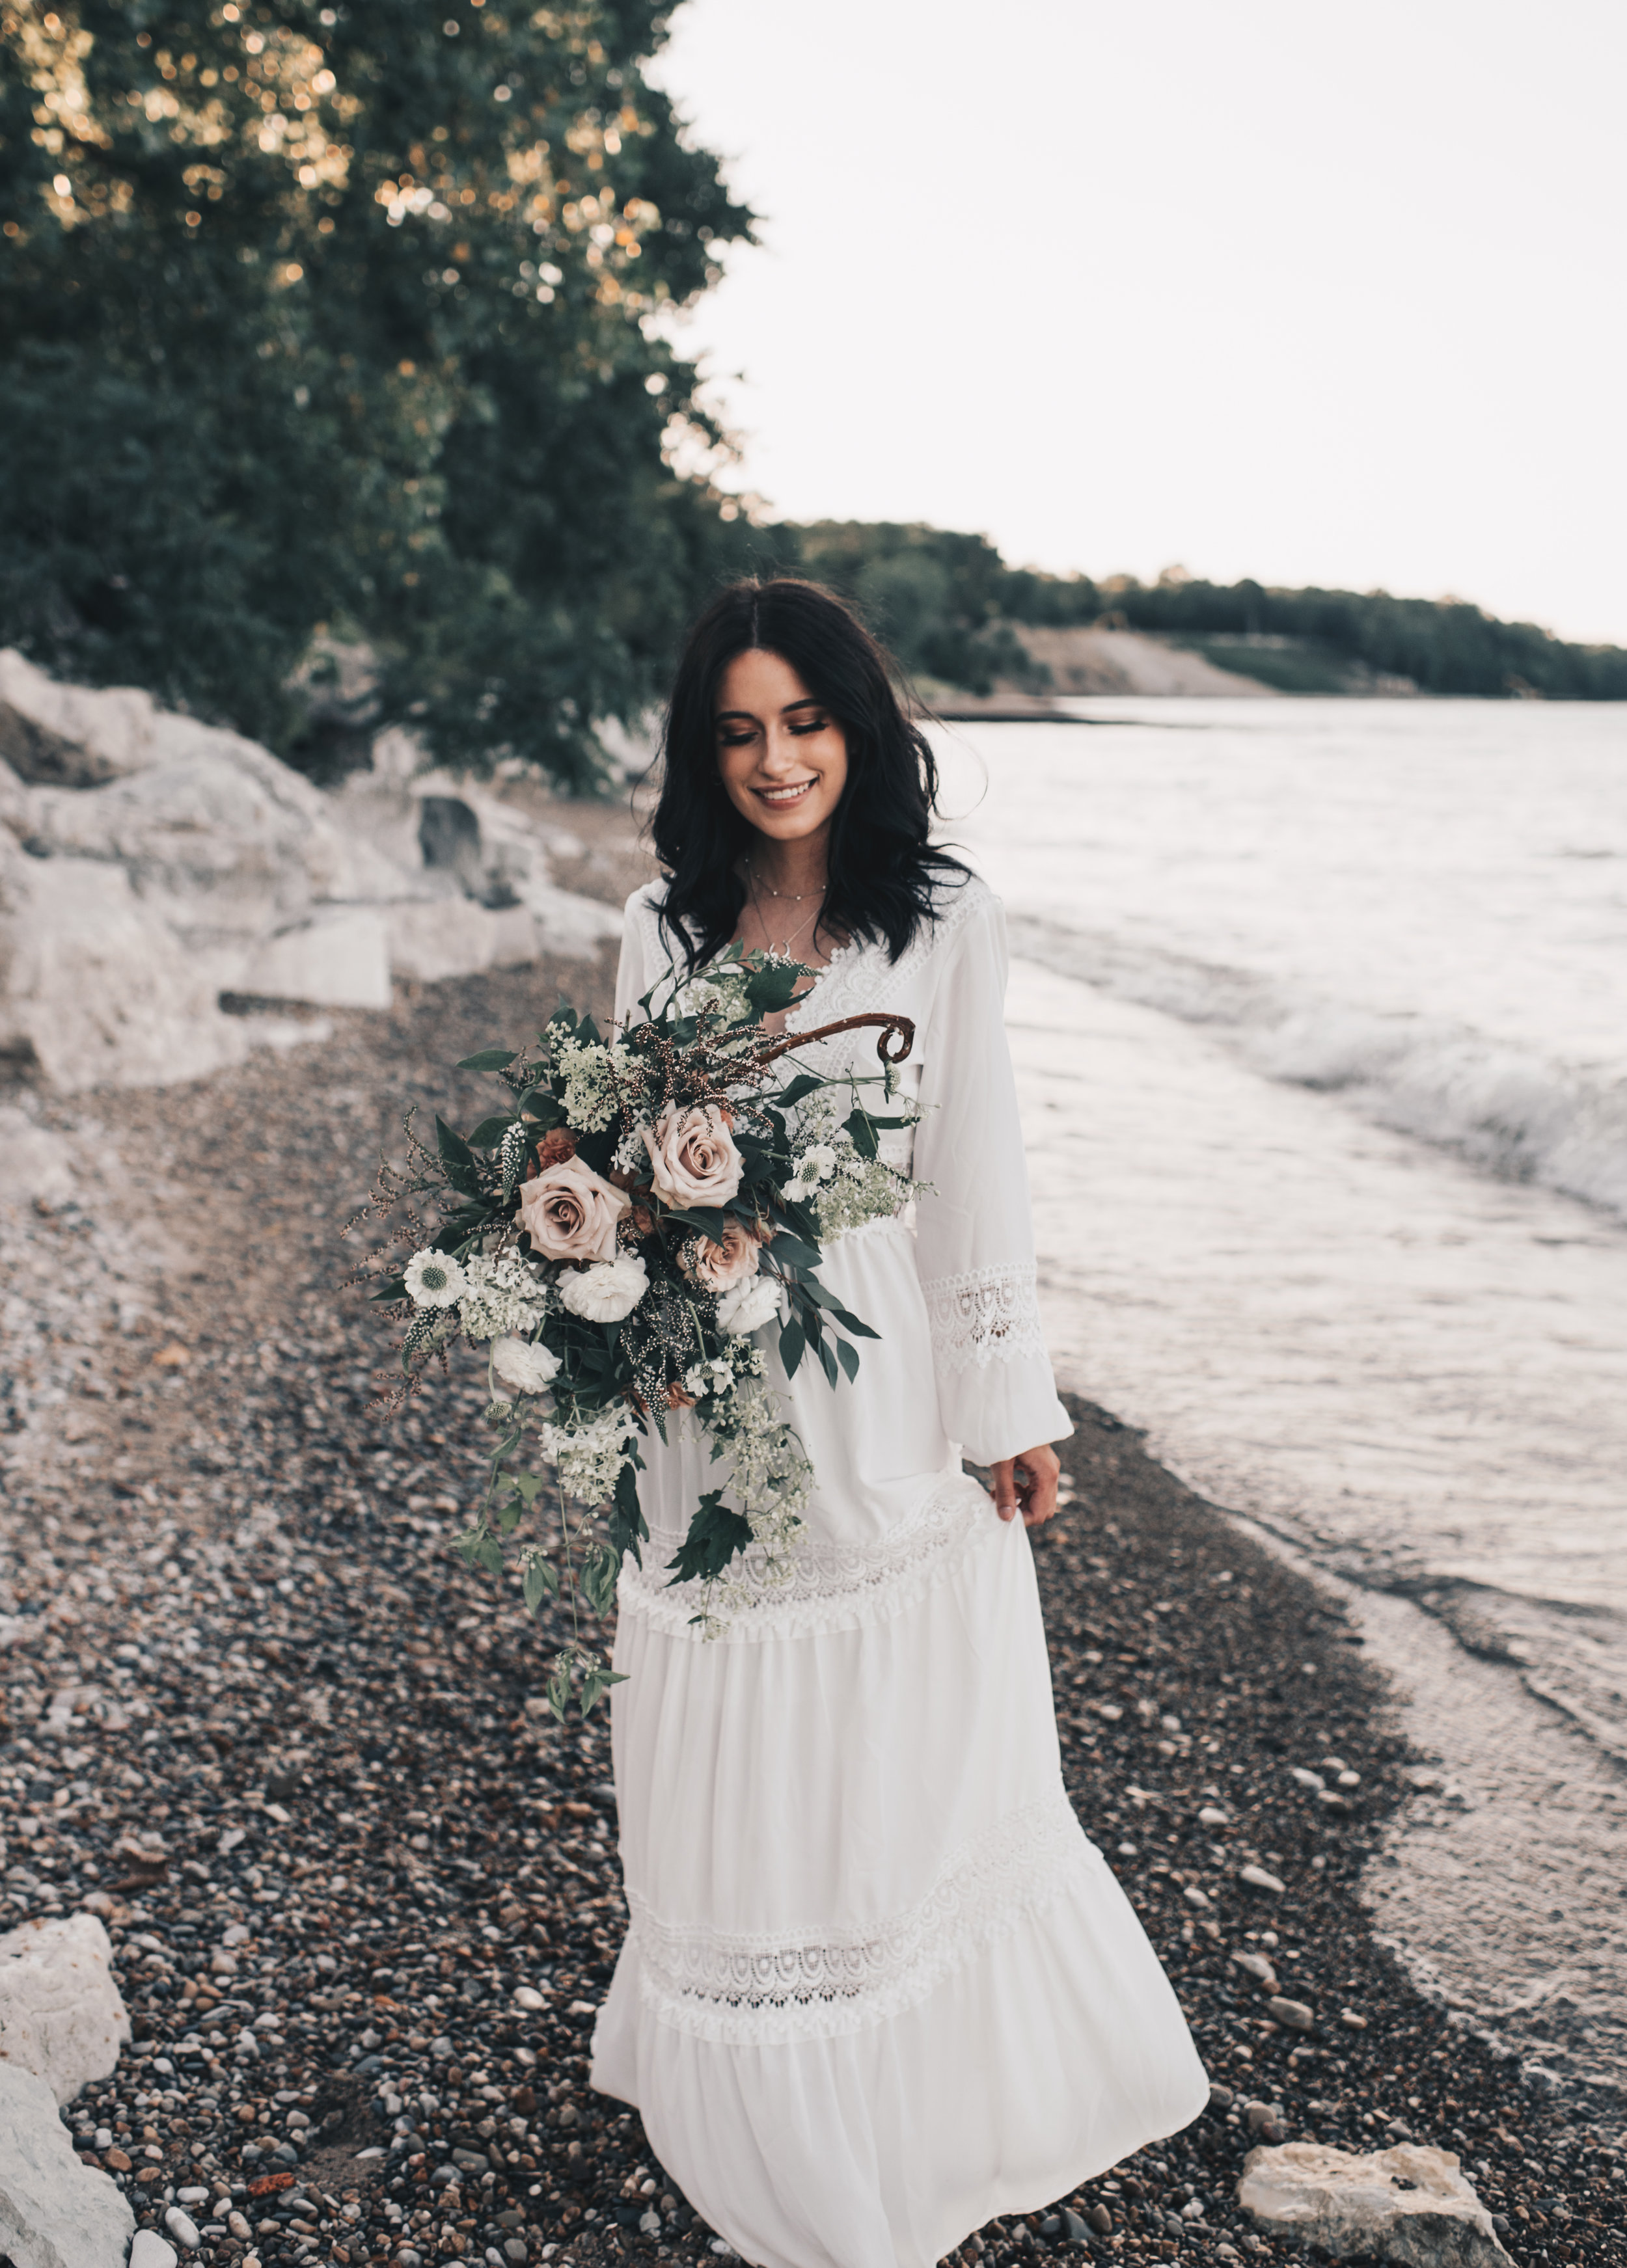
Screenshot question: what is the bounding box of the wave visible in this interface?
[1004,913,1627,1224]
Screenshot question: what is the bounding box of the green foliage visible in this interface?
[665,1488,752,1586]
[743,520,1043,695]
[0,0,752,784]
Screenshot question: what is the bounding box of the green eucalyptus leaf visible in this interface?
[522,1556,559,1615]
[457,1048,519,1073]
[843,1107,879,1161]
[581,1541,623,1616]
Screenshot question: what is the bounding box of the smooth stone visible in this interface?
[1238,2141,1512,2264]
[1266,1995,1316,2032]
[129,2235,179,2268]
[164,2208,201,2249]
[0,1913,131,2104]
[0,2062,135,2268]
[1238,1864,1286,1895]
[1232,1951,1279,1990]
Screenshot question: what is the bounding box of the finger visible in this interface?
[1019,1451,1060,1528]
[989,1458,1019,1522]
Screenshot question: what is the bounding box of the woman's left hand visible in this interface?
[988,1443,1062,1529]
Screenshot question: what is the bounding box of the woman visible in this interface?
[590,580,1207,2267]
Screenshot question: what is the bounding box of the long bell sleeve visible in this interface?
[911,886,1072,1466]
[614,888,651,1027]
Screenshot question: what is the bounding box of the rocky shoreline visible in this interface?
[2,941,1624,2267]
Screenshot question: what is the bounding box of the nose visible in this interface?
[759,727,808,775]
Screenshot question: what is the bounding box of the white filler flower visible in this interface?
[557,1250,649,1324]
[404,1248,469,1309]
[717,1273,781,1336]
[491,1336,562,1396]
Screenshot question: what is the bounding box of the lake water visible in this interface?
[934,698,1627,2100]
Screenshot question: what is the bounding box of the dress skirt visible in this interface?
[588,1217,1209,2268]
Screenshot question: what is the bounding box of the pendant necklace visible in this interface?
[747,863,826,958]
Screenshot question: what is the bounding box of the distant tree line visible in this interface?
[749,526,1627,703]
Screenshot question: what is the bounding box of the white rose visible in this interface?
[404,1248,468,1310]
[717,1273,782,1336]
[558,1251,649,1324]
[491,1336,561,1396]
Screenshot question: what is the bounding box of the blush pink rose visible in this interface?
[685,1218,761,1293]
[516,1153,631,1263]
[643,1103,744,1209]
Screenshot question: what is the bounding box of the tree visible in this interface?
[750,521,1040,694]
[0,0,752,784]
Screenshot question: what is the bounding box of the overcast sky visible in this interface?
[649,0,1627,646]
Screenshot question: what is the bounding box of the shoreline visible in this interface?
[1,949,1622,2265]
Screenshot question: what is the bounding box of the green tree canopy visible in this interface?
[0,0,752,784]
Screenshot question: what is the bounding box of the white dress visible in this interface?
[590,872,1208,2268]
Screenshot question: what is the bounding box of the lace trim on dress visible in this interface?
[921,1262,1047,1373]
[627,1790,1096,2044]
[616,1469,992,1645]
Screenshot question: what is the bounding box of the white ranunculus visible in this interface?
[404,1247,469,1310]
[491,1336,562,1396]
[557,1251,649,1324]
[717,1273,782,1337]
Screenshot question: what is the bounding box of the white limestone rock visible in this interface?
[0,1912,131,2104]
[241,904,394,1010]
[1238,2140,1511,2264]
[0,651,625,1086]
[0,831,251,1092]
[0,2062,135,2268]
[385,896,538,985]
[0,1104,75,1206]
[21,745,400,965]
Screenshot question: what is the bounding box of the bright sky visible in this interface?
[649,0,1627,647]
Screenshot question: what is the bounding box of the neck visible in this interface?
[746,831,830,898]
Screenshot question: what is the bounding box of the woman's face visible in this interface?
[714,647,849,848]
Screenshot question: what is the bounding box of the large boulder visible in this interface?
[0,651,623,1086]
[0,830,251,1090]
[0,1912,131,2104]
[1238,2139,1511,2263]
[0,2062,135,2268]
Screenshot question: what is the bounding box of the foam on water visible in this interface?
[935,699,1627,2098]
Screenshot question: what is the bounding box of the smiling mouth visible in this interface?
[756,779,817,807]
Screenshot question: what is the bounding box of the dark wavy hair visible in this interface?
[650,577,968,973]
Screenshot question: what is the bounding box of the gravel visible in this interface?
[2,937,1623,2267]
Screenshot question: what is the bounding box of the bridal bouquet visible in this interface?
[362,947,916,1716]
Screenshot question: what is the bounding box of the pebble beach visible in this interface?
[3,911,1626,2265]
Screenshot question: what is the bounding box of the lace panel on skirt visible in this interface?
[627,1791,1095,2044]
[920,1262,1047,1373]
[616,1470,992,1644]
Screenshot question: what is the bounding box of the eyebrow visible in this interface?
[714,697,824,723]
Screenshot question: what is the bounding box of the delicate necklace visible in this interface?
[748,860,827,905]
[746,863,827,957]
